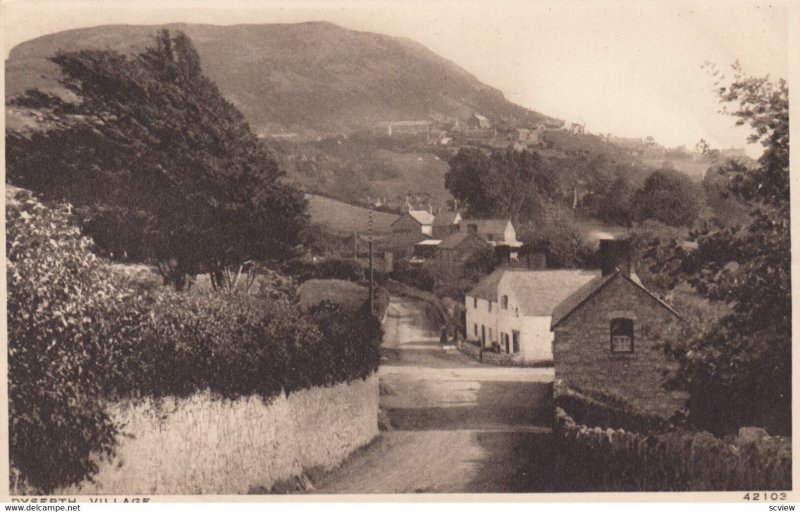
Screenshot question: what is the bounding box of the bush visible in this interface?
[389,261,435,292]
[7,189,382,492]
[553,382,671,433]
[7,189,125,492]
[284,257,365,283]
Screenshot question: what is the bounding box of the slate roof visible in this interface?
[501,269,600,317]
[465,268,505,301]
[437,231,486,250]
[550,271,681,329]
[377,231,428,251]
[462,219,511,235]
[432,211,460,227]
[407,210,435,225]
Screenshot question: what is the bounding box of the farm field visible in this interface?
[306,194,399,234]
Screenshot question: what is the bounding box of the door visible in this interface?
[481,325,486,346]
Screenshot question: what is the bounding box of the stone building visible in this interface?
[550,240,688,417]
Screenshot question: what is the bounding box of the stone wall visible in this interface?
[61,374,379,495]
[552,276,688,417]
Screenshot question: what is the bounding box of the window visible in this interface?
[474,323,478,337]
[512,331,520,353]
[473,297,478,309]
[515,307,519,318]
[488,301,492,312]
[610,318,634,353]
[501,295,508,309]
[487,234,494,241]
[489,328,493,342]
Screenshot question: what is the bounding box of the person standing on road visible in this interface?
[439,324,448,345]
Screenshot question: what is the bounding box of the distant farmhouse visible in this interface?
[466,112,492,130]
[391,209,435,236]
[460,218,522,263]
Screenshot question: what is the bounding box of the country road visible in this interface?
[311,296,556,494]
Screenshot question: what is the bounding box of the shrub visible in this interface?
[283,257,365,283]
[389,261,435,292]
[7,189,381,492]
[7,189,125,492]
[553,382,671,433]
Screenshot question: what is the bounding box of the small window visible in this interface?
[515,307,519,318]
[488,301,492,312]
[474,323,478,337]
[501,295,508,309]
[512,331,520,353]
[473,297,478,309]
[610,318,634,353]
[487,234,494,241]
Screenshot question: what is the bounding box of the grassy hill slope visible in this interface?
[7,22,550,137]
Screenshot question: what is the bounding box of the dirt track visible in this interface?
[312,296,556,494]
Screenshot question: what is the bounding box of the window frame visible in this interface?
[610,318,634,354]
[501,295,509,309]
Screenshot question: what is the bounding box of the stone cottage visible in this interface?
[550,239,688,417]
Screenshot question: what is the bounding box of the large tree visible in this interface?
[7,30,308,290]
[444,147,557,221]
[667,64,790,435]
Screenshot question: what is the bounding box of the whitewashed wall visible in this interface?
[62,374,379,495]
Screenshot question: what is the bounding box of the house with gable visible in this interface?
[551,239,688,417]
[431,210,461,239]
[460,218,523,262]
[465,267,599,364]
[391,209,435,236]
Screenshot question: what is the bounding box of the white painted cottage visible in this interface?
[465,268,600,364]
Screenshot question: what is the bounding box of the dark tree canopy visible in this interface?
[631,168,703,227]
[7,30,308,289]
[444,147,558,221]
[666,64,790,435]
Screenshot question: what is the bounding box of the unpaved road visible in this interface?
[312,296,556,494]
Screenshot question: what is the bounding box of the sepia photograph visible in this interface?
[1,0,793,502]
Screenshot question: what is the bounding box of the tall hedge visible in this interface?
[7,189,382,493]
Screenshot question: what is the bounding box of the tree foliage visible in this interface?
[6,30,308,290]
[631,168,703,227]
[667,64,790,435]
[444,147,558,220]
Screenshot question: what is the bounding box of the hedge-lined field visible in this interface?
[7,188,383,493]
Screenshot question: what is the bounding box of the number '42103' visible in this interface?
[742,492,787,501]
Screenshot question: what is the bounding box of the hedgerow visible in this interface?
[7,189,382,493]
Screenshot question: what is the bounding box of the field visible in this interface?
[306,194,399,234]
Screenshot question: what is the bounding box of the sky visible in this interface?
[2,0,792,157]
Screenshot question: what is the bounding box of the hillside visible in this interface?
[305,194,398,234]
[6,22,550,137]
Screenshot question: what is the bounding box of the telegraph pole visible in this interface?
[368,205,374,314]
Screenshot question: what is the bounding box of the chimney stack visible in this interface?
[599,239,632,277]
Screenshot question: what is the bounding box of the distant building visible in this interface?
[411,239,442,262]
[434,231,490,271]
[551,239,687,417]
[568,123,585,135]
[460,218,522,262]
[466,112,492,130]
[465,268,599,364]
[543,119,565,130]
[391,210,435,236]
[431,210,462,239]
[378,120,433,137]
